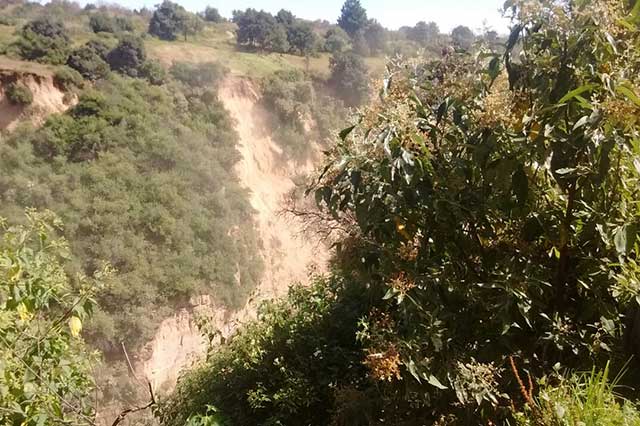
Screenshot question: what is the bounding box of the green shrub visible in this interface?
[67,43,110,81]
[0,75,262,351]
[106,35,146,77]
[89,12,134,34]
[13,17,70,64]
[158,276,373,426]
[169,61,226,88]
[140,60,167,85]
[89,12,118,33]
[54,66,85,90]
[5,82,33,105]
[328,51,369,106]
[515,364,640,426]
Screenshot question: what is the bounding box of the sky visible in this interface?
[93,0,512,33]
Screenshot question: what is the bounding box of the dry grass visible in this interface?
[147,22,388,80]
[0,55,54,76]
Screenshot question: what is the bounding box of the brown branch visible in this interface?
[110,382,156,426]
[110,343,157,426]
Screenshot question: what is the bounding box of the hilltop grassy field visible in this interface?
[146,22,386,79]
[0,17,386,81]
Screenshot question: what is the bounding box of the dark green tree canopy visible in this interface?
[286,20,318,56]
[409,20,440,44]
[324,26,351,53]
[451,24,474,50]
[14,17,70,64]
[106,35,147,77]
[67,43,110,81]
[328,50,369,106]
[275,8,295,26]
[202,6,223,22]
[148,0,189,41]
[337,0,368,37]
[363,19,386,55]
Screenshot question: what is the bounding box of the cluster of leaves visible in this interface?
[157,276,375,426]
[12,17,71,65]
[10,17,163,86]
[260,69,346,160]
[515,363,640,425]
[162,0,640,424]
[5,81,33,106]
[89,11,134,34]
[311,0,640,421]
[0,210,102,426]
[0,72,263,352]
[232,8,320,56]
[66,39,111,81]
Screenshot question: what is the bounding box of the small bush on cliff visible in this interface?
[54,66,85,90]
[5,82,33,105]
[13,17,70,64]
[67,43,111,81]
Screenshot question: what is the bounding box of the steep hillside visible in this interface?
[137,75,329,395]
[0,58,75,131]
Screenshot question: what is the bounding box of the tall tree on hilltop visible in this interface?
[337,0,368,37]
[451,24,474,50]
[148,0,190,41]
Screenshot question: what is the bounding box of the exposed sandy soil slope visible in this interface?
[0,69,74,131]
[136,76,328,396]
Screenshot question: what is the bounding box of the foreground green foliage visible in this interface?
[516,364,640,425]
[163,0,640,424]
[0,211,100,425]
[0,72,262,351]
[158,276,374,426]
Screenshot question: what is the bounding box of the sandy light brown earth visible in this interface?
[0,65,75,131]
[135,75,328,397]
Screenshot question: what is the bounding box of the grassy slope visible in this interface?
[1,19,387,80]
[147,22,387,80]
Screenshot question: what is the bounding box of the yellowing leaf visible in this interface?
[68,316,82,337]
[17,303,31,321]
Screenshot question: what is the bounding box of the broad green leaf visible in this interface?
[557,84,595,105]
[617,85,640,107]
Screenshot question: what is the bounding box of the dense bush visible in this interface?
[13,17,70,64]
[89,12,134,33]
[261,69,346,159]
[162,0,640,424]
[140,60,167,85]
[202,6,223,23]
[5,82,33,105]
[67,43,110,81]
[106,35,147,77]
[0,74,262,351]
[328,51,369,106]
[148,0,190,41]
[54,66,85,90]
[323,27,351,54]
[169,61,226,88]
[158,276,374,426]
